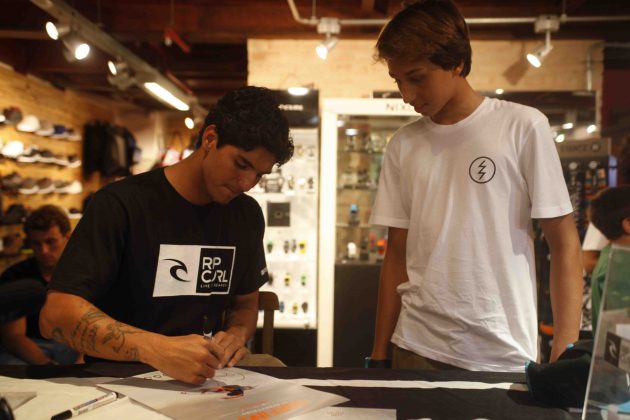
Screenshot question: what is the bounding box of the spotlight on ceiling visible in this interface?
[316,36,338,60]
[316,17,340,60]
[107,60,135,90]
[184,117,195,130]
[526,41,553,68]
[45,21,69,40]
[526,15,559,68]
[62,35,90,61]
[107,59,128,76]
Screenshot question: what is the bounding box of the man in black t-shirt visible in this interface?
[39,87,293,384]
[0,205,79,364]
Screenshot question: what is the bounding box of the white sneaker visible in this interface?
[62,180,83,194]
[1,140,24,159]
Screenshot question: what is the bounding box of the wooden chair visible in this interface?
[258,291,279,355]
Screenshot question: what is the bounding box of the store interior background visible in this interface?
[1,0,629,368]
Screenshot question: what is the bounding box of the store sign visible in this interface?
[556,138,610,158]
[273,90,319,127]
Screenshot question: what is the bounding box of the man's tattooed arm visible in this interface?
[42,293,148,362]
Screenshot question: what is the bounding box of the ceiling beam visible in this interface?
[0,30,48,40]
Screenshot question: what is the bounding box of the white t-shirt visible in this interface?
[370,97,573,372]
[582,223,608,251]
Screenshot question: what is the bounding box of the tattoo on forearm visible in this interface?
[70,309,107,354]
[102,322,143,353]
[67,306,144,360]
[126,347,140,361]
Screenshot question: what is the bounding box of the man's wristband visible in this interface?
[364,356,391,368]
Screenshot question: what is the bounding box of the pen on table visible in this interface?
[50,391,117,420]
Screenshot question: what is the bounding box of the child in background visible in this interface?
[588,186,630,330]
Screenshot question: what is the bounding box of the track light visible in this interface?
[143,82,190,111]
[45,21,69,40]
[107,59,128,76]
[526,15,559,68]
[526,36,552,68]
[107,60,134,90]
[316,36,338,60]
[316,17,340,60]
[62,35,90,61]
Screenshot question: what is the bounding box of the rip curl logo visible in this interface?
[469,156,496,184]
[196,247,235,294]
[153,245,235,297]
[163,258,190,282]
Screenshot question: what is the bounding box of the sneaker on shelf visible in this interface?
[66,129,81,141]
[65,154,82,168]
[16,145,41,163]
[1,172,24,190]
[1,140,24,159]
[2,107,23,125]
[52,154,68,166]
[18,178,39,195]
[16,115,40,133]
[63,180,83,194]
[53,180,70,193]
[51,124,68,139]
[0,204,28,225]
[38,149,56,164]
[67,207,82,219]
[36,178,55,194]
[35,120,54,137]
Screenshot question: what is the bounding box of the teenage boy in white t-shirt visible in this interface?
[368,0,583,372]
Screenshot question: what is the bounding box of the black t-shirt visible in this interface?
[0,257,45,339]
[50,168,269,336]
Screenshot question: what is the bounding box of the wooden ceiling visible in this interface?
[1,0,629,110]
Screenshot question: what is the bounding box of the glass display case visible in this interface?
[250,90,320,332]
[318,98,418,366]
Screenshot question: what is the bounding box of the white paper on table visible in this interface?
[292,406,396,419]
[0,392,36,410]
[100,367,348,420]
[0,375,168,420]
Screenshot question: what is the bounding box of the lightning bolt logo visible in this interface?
[477,159,487,180]
[469,156,496,184]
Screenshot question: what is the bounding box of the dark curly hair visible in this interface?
[375,0,472,77]
[196,86,294,165]
[590,186,630,241]
[24,205,70,236]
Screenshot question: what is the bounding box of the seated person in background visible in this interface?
[39,86,293,384]
[0,205,79,364]
[588,185,630,331]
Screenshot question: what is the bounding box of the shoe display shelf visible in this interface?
[0,123,85,271]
